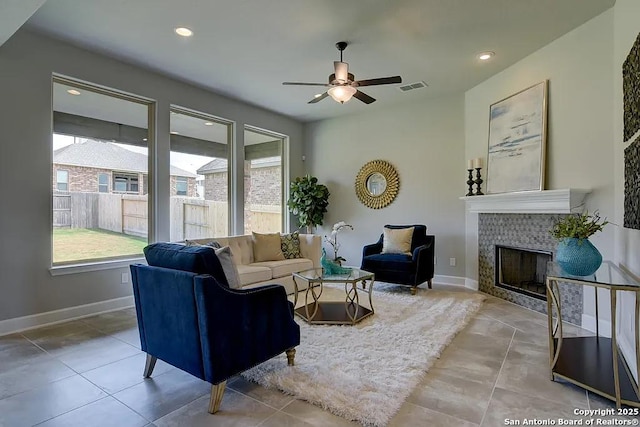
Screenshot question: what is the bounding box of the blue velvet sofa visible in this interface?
[130,242,300,414]
[360,224,435,295]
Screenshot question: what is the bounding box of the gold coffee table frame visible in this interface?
[546,261,640,409]
[292,268,375,325]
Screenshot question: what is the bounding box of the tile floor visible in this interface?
[0,284,635,427]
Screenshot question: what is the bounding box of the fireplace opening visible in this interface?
[495,245,552,300]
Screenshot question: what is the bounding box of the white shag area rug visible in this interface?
[241,284,485,426]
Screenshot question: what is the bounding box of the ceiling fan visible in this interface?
[282,41,402,105]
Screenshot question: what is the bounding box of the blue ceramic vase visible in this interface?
[556,237,602,276]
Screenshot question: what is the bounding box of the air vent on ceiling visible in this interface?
[398,81,428,92]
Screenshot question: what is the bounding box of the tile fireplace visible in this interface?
[478,213,583,325]
[495,245,552,300]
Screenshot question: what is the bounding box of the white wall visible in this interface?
[305,95,466,280]
[613,0,640,383]
[0,30,304,323]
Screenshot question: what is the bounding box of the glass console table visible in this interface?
[546,261,640,408]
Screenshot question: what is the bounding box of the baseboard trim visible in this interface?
[0,296,135,336]
[432,275,467,287]
[464,278,479,291]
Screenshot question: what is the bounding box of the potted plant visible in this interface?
[287,175,330,233]
[550,211,608,276]
[324,221,354,264]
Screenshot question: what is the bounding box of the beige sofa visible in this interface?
[187,234,321,294]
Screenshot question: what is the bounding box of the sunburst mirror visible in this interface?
[355,160,400,209]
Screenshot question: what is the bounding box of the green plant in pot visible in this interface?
[287,175,330,233]
[550,211,608,276]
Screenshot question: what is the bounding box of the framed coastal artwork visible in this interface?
[486,80,548,194]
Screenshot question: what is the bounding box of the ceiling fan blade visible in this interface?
[355,76,402,87]
[282,82,330,87]
[334,61,349,82]
[353,90,376,104]
[308,92,329,104]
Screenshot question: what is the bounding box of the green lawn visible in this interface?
[53,228,147,264]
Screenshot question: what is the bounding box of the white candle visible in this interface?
[467,159,473,169]
[473,157,483,169]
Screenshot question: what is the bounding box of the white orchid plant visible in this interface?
[324,221,354,264]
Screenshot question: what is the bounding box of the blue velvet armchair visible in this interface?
[130,243,300,414]
[360,225,435,295]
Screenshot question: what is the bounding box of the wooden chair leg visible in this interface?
[143,354,157,378]
[286,348,296,366]
[410,286,417,295]
[208,381,226,414]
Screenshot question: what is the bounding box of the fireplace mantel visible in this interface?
[459,189,591,214]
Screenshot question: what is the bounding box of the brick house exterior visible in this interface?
[198,158,281,204]
[53,140,196,196]
[52,164,196,196]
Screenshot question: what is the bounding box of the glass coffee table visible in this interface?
[292,268,375,325]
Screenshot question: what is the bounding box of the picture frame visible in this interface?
[486,80,548,194]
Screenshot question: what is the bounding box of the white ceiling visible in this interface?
[26,0,615,122]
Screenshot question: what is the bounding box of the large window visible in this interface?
[243,127,285,234]
[169,107,231,241]
[52,78,151,265]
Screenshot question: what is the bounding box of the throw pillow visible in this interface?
[185,239,221,249]
[280,231,301,259]
[382,227,414,255]
[252,232,286,262]
[214,246,241,289]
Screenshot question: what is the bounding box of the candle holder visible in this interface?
[474,168,484,195]
[466,169,474,196]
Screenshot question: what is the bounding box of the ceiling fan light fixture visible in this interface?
[328,85,356,104]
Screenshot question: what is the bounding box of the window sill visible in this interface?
[49,257,146,276]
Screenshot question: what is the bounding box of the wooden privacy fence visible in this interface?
[244,204,282,234]
[54,192,280,239]
[53,192,99,228]
[169,198,228,241]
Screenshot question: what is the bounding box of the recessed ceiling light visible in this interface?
[174,27,193,37]
[142,138,148,141]
[478,51,495,61]
[67,89,81,96]
[170,131,179,135]
[204,121,213,126]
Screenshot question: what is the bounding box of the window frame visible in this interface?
[243,125,289,233]
[51,75,155,273]
[169,105,234,237]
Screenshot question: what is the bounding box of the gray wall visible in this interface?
[305,94,466,278]
[465,6,639,381]
[464,9,615,287]
[0,30,304,322]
